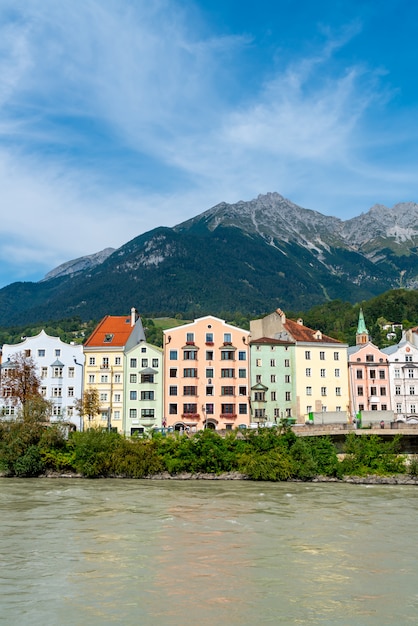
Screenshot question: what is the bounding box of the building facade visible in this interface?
[382,340,418,421]
[83,308,146,432]
[0,330,84,429]
[163,316,251,431]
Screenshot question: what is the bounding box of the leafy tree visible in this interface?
[1,351,42,418]
[75,388,101,430]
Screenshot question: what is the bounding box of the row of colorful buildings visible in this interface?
[1,306,418,434]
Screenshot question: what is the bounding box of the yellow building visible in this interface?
[83,308,145,431]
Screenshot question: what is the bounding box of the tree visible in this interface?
[1,352,42,418]
[75,388,101,430]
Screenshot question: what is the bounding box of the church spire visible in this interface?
[356,308,369,345]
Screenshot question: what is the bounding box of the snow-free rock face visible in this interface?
[42,248,115,281]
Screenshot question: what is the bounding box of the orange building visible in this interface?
[163,316,250,431]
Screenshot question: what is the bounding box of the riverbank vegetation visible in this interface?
[0,419,411,480]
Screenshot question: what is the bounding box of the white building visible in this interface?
[381,340,418,421]
[0,330,84,429]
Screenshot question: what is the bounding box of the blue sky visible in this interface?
[0,0,417,288]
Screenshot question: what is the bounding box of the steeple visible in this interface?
[356,308,369,345]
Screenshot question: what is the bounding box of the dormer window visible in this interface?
[104,334,114,343]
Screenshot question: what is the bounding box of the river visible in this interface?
[1,479,417,625]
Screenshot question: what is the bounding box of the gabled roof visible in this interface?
[284,318,342,344]
[84,315,136,348]
[250,337,294,346]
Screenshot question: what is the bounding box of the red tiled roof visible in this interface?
[84,315,135,348]
[284,318,342,344]
[250,337,294,345]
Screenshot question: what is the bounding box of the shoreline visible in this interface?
[3,470,417,484]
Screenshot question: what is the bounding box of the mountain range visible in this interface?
[1,192,418,326]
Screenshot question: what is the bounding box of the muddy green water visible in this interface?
[1,479,417,625]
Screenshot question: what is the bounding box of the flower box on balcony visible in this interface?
[220,414,237,419]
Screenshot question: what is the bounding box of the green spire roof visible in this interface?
[357,308,368,335]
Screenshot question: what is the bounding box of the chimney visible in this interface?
[297,318,303,326]
[277,308,286,323]
[131,307,137,327]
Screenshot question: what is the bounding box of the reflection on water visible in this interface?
[1,479,418,625]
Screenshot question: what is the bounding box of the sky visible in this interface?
[0,0,417,288]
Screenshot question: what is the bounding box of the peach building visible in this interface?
[163,316,250,431]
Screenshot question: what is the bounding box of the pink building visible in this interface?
[347,310,391,417]
[163,316,250,431]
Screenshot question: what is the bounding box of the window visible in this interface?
[221,368,235,378]
[394,368,400,378]
[68,367,75,378]
[255,409,265,419]
[366,355,374,362]
[169,368,177,378]
[239,369,247,378]
[306,406,312,415]
[41,367,48,379]
[169,386,178,396]
[88,374,95,384]
[141,374,154,383]
[53,366,63,377]
[239,404,247,414]
[305,351,311,360]
[206,386,214,395]
[115,356,121,365]
[256,359,262,367]
[206,351,214,360]
[335,368,340,378]
[306,386,312,396]
[100,393,107,402]
[270,359,276,367]
[285,391,291,401]
[321,387,327,396]
[141,409,155,418]
[381,405,387,411]
[68,387,74,397]
[370,386,377,396]
[396,403,402,413]
[255,375,261,383]
[152,358,159,368]
[38,349,45,357]
[221,386,234,396]
[55,349,61,357]
[356,370,363,379]
[67,407,74,417]
[223,333,232,343]
[410,387,415,395]
[238,351,246,361]
[254,391,265,401]
[169,404,177,414]
[130,374,137,383]
[357,386,363,396]
[406,355,413,362]
[52,387,62,397]
[183,386,197,396]
[380,387,386,396]
[169,350,178,360]
[114,374,121,383]
[141,347,146,353]
[206,368,214,378]
[52,406,62,416]
[141,391,154,400]
[320,351,325,360]
[221,350,234,360]
[183,368,198,377]
[334,352,339,361]
[411,405,417,414]
[271,391,276,401]
[183,403,197,414]
[130,391,137,400]
[369,369,376,379]
[141,359,148,367]
[103,334,113,343]
[239,386,247,396]
[102,358,109,368]
[358,404,364,411]
[113,411,120,420]
[306,368,311,377]
[100,375,108,383]
[89,357,95,366]
[186,332,194,343]
[130,358,137,368]
[395,386,401,395]
[320,369,326,378]
[271,374,276,383]
[183,350,197,360]
[221,403,235,414]
[336,406,341,412]
[41,387,47,397]
[335,387,341,396]
[129,408,137,419]
[206,332,213,343]
[379,370,385,379]
[114,393,121,402]
[206,403,214,414]
[284,359,290,367]
[409,369,415,378]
